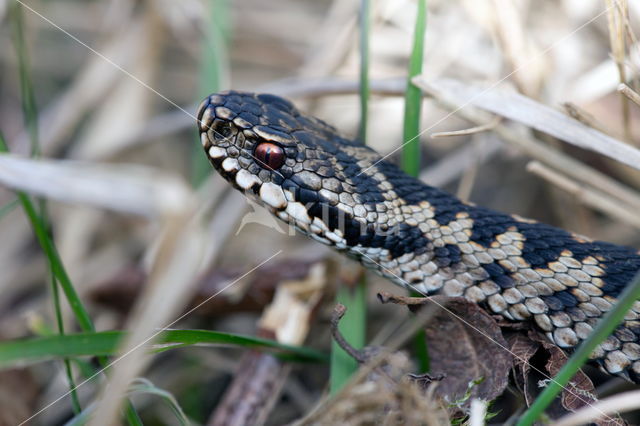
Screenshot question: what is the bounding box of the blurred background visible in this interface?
[1,0,640,424]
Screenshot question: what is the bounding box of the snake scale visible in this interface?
[197,90,640,383]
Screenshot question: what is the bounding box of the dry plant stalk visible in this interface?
[618,82,640,107]
[88,211,206,426]
[414,77,640,173]
[430,116,501,138]
[605,0,632,140]
[413,77,640,211]
[526,161,640,229]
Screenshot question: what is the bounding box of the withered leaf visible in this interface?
[507,332,540,407]
[527,331,598,414]
[546,345,597,412]
[528,331,626,426]
[386,294,513,405]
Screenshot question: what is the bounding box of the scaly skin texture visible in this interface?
[197,90,640,383]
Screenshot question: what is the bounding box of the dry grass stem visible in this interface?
[420,135,503,188]
[491,0,545,96]
[414,77,640,170]
[71,11,163,161]
[605,0,631,140]
[416,78,640,212]
[455,137,482,202]
[618,82,640,107]
[430,116,501,138]
[562,102,618,137]
[11,17,143,156]
[0,155,194,217]
[88,212,207,425]
[526,161,640,230]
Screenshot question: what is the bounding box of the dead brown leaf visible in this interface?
[507,332,540,406]
[381,294,513,406]
[527,331,626,426]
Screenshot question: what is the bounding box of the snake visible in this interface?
[196,90,640,384]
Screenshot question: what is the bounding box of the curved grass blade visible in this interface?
[128,378,189,426]
[402,0,430,373]
[10,3,79,410]
[401,0,427,177]
[191,0,230,186]
[0,329,328,369]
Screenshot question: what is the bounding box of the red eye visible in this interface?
[254,143,285,170]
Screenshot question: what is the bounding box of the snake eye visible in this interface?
[254,142,285,170]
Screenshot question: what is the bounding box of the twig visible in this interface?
[208,352,291,426]
[562,102,617,137]
[293,295,442,426]
[430,116,501,138]
[617,82,640,107]
[330,304,367,363]
[456,138,481,202]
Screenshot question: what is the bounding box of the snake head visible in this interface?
[197,91,301,191]
[197,90,391,249]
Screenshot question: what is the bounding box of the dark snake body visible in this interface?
[197,91,640,383]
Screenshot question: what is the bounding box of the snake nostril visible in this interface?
[213,121,234,140]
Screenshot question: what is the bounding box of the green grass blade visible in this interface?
[10,4,83,411]
[401,0,430,373]
[128,378,189,426]
[0,199,19,219]
[191,0,230,187]
[0,331,122,366]
[64,403,94,426]
[330,0,371,393]
[157,329,328,362]
[123,401,144,426]
[358,0,370,142]
[10,2,39,156]
[50,271,81,413]
[66,380,185,426]
[0,329,328,368]
[21,194,95,332]
[0,136,94,333]
[401,0,427,177]
[517,271,640,426]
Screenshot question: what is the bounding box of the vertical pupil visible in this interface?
[255,143,284,170]
[263,145,272,165]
